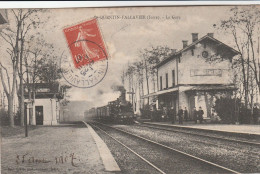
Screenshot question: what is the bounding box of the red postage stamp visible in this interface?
[63,18,107,69]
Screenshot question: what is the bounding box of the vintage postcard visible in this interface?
[0,5,260,174]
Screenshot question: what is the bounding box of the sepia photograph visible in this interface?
[0,3,260,174]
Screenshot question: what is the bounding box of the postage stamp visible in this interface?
[62,18,108,88]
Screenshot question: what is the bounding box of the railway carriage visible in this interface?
[96,105,110,121]
[85,86,135,124]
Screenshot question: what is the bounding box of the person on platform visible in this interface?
[169,107,176,124]
[184,107,188,122]
[151,106,156,122]
[165,107,169,121]
[198,106,204,124]
[157,108,162,122]
[178,107,183,124]
[193,107,198,123]
[161,107,167,122]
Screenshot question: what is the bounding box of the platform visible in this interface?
[1,122,119,174]
[143,121,260,137]
[83,121,120,172]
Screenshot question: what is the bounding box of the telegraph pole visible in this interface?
[24,103,28,137]
[257,27,260,103]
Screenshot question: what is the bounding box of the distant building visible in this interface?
[24,83,64,125]
[143,33,239,119]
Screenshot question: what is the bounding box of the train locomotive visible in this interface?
[85,87,135,124]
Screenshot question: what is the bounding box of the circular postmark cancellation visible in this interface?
[61,40,108,88]
[62,18,109,88]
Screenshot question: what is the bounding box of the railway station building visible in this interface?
[142,33,239,120]
[24,83,64,125]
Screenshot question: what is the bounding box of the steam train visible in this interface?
[85,87,135,124]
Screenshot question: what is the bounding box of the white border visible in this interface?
[0,1,259,9]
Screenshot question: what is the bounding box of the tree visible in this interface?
[0,9,53,126]
[146,46,175,92]
[26,40,65,124]
[60,85,72,107]
[0,60,17,127]
[138,46,175,107]
[38,58,62,84]
[133,61,144,108]
[219,6,260,110]
[0,9,33,127]
[123,46,175,113]
[125,64,135,103]
[22,38,57,124]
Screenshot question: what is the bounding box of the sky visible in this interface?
[0,6,244,107]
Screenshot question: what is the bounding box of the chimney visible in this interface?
[182,40,188,48]
[192,33,198,42]
[207,33,214,38]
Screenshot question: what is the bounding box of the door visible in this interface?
[188,95,195,120]
[35,106,43,125]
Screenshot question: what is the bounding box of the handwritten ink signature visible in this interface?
[55,153,79,167]
[16,153,80,167]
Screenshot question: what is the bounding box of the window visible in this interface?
[160,76,162,90]
[172,70,175,87]
[166,73,168,89]
[191,49,194,56]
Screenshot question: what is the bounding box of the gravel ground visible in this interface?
[92,123,229,174]
[112,124,260,173]
[92,125,161,174]
[1,123,109,174]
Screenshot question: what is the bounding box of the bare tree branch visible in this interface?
[0,32,15,50]
[0,62,10,95]
[11,9,19,22]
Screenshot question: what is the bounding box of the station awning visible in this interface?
[141,87,178,99]
[185,84,237,92]
[141,84,237,99]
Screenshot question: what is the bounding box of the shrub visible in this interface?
[0,108,9,126]
[214,97,239,124]
[238,107,251,124]
[14,111,21,126]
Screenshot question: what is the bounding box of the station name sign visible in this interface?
[190,69,222,77]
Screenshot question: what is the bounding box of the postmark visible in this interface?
[62,18,108,88]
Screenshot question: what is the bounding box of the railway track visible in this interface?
[140,123,260,146]
[89,121,241,174]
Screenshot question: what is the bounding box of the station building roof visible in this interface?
[154,34,240,69]
[24,83,64,99]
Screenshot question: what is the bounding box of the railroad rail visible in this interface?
[89,121,241,174]
[140,123,260,146]
[89,122,166,174]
